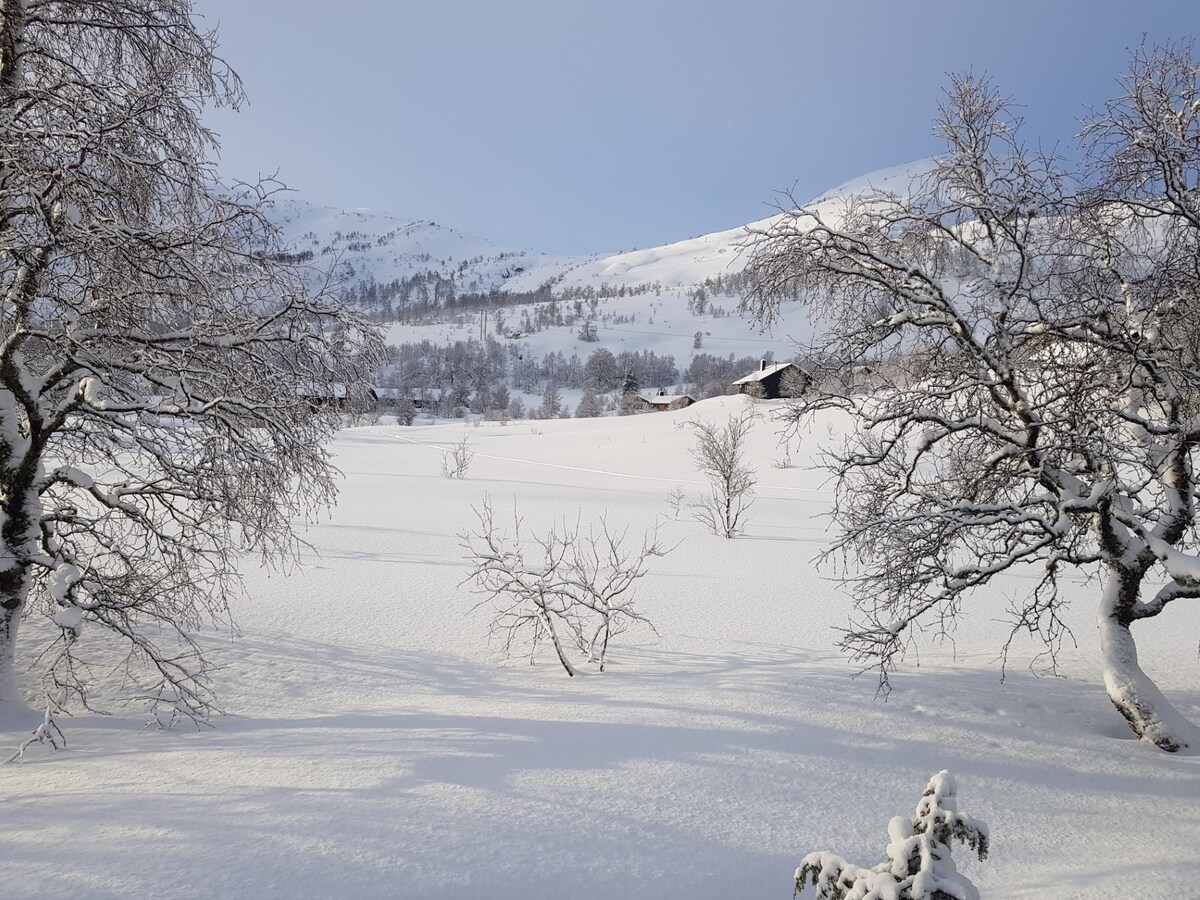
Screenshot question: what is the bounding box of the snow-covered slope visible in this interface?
[266,195,584,297]
[501,217,760,294]
[269,160,936,305]
[257,162,940,390]
[374,161,939,377]
[503,159,937,295]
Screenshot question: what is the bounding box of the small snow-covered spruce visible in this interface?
[795,770,989,900]
[621,368,640,397]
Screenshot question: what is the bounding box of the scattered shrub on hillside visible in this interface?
[395,398,417,426]
[618,392,642,416]
[575,392,605,417]
[538,383,562,419]
[665,486,687,520]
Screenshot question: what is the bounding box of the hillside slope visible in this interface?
[280,160,937,400]
[503,159,936,295]
[271,159,935,306]
[266,195,583,303]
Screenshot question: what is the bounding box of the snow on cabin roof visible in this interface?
[637,391,695,405]
[732,362,795,385]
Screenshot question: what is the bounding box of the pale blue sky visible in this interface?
[196,1,1195,254]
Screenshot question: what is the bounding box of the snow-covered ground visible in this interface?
[383,291,799,372]
[4,396,1200,898]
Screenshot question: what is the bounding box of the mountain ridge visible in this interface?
[267,158,937,314]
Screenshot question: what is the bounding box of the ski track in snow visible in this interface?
[388,430,834,495]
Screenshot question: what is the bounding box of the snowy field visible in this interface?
[4,395,1200,898]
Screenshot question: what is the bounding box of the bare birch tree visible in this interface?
[744,49,1200,751]
[690,407,757,538]
[440,435,475,479]
[0,1,380,731]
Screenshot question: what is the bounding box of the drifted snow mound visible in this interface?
[795,770,989,900]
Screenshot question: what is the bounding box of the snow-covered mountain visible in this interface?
[265,195,582,300]
[268,160,937,398]
[267,160,937,407]
[504,160,935,295]
[269,159,935,308]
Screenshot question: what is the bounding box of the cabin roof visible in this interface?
[637,391,695,405]
[732,362,795,385]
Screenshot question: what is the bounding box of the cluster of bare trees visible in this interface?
[0,1,379,730]
[745,44,1200,751]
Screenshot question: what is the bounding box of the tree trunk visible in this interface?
[0,481,40,717]
[0,0,26,92]
[1098,575,1198,751]
[537,608,575,677]
[0,564,33,726]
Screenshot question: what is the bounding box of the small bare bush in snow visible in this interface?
[690,408,757,537]
[440,435,475,479]
[795,770,989,900]
[665,486,687,521]
[462,498,670,675]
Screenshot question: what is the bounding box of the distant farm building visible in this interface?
[732,361,808,400]
[297,381,349,409]
[372,387,443,411]
[637,390,697,412]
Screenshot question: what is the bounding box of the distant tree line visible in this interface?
[338,262,682,326]
[378,336,786,420]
